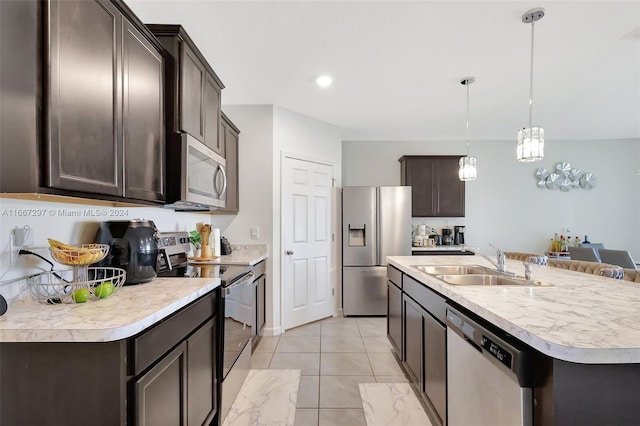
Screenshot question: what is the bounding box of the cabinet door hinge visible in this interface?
[332,288,335,296]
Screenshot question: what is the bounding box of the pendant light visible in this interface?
[459,77,477,181]
[517,8,545,162]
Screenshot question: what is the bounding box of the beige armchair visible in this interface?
[622,269,640,283]
[504,251,542,261]
[548,259,623,277]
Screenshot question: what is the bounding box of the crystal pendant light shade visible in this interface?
[517,8,545,163]
[458,77,477,181]
[517,126,544,162]
[459,156,477,180]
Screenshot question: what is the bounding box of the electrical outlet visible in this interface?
[250,226,260,240]
[9,226,33,263]
[13,226,33,246]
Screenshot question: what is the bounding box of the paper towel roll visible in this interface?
[212,228,221,257]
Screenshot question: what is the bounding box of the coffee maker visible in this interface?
[442,228,453,245]
[454,226,466,245]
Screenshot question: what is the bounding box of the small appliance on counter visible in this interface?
[221,236,232,255]
[95,219,162,285]
[442,228,454,245]
[454,226,466,245]
[429,231,442,246]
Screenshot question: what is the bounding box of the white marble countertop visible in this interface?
[190,244,267,266]
[0,277,220,343]
[388,255,640,364]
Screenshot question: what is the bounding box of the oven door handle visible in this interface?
[222,271,255,297]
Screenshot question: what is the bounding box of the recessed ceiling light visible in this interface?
[316,75,333,88]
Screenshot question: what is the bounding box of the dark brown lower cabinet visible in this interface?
[188,319,217,426]
[135,341,188,426]
[0,290,220,426]
[423,311,446,424]
[403,295,423,384]
[134,317,216,426]
[402,291,447,426]
[387,280,402,355]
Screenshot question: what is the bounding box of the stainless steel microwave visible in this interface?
[165,133,227,210]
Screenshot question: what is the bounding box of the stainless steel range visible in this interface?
[156,231,255,422]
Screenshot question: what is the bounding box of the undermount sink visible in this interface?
[436,274,554,287]
[414,265,500,276]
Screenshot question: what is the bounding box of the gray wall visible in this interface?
[342,139,640,260]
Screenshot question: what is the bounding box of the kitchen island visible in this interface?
[388,255,640,425]
[0,277,222,426]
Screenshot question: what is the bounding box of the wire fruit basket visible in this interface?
[49,243,109,281]
[28,242,125,304]
[27,267,126,304]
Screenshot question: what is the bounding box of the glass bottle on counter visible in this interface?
[552,233,560,252]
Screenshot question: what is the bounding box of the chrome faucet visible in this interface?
[488,244,507,273]
[465,244,514,276]
[523,262,533,282]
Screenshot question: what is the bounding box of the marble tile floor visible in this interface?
[223,369,300,426]
[250,315,423,426]
[360,383,433,426]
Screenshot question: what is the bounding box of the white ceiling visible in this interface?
[128,1,640,141]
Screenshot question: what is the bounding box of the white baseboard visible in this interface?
[263,326,283,336]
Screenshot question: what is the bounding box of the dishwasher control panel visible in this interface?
[481,335,513,369]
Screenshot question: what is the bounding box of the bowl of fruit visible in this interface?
[48,239,109,266]
[26,239,126,304]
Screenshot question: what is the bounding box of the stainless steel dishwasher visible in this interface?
[446,305,534,426]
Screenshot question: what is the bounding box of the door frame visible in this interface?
[279,151,338,331]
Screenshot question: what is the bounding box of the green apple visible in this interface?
[72,288,90,303]
[94,281,115,298]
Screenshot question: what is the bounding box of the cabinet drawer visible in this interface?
[403,275,445,323]
[387,266,402,288]
[132,292,216,375]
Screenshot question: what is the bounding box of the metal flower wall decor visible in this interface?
[535,162,596,191]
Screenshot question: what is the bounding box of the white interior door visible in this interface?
[283,156,334,330]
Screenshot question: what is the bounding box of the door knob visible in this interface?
[286,250,294,255]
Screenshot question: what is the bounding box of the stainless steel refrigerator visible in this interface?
[342,186,412,316]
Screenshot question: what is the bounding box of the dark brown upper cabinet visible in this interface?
[47,0,123,197]
[146,25,225,157]
[0,0,166,204]
[122,18,165,202]
[399,156,465,217]
[217,112,240,213]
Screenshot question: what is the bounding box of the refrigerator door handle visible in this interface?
[376,188,381,265]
